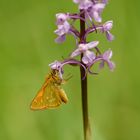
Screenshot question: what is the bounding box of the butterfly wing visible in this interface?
[30,82,67,110]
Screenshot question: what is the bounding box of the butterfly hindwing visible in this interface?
[42,83,62,108]
[30,83,67,110]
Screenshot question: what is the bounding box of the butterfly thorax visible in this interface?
[45,70,62,86]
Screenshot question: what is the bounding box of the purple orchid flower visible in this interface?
[87,49,115,74]
[83,20,114,41]
[99,49,115,71]
[73,0,106,23]
[70,41,99,64]
[102,20,114,41]
[87,3,106,23]
[54,13,80,43]
[54,21,71,43]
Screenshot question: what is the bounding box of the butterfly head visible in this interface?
[51,69,63,85]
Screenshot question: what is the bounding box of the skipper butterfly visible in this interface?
[30,70,68,110]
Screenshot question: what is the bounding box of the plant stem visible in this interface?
[80,10,91,140]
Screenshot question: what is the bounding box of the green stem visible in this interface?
[80,10,91,140]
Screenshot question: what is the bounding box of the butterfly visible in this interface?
[30,69,68,110]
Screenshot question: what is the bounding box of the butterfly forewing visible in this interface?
[43,83,63,108]
[30,88,46,110]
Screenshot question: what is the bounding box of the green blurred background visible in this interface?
[0,0,140,140]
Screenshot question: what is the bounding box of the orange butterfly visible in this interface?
[30,70,68,110]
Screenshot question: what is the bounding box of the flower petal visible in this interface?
[70,48,81,57]
[102,49,115,71]
[82,50,96,64]
[86,41,99,49]
[93,11,102,22]
[54,25,65,36]
[107,60,115,71]
[106,31,114,41]
[91,3,105,22]
[103,20,113,31]
[103,49,113,60]
[55,21,70,36]
[49,60,62,70]
[78,41,99,52]
[78,43,87,51]
[93,3,106,11]
[56,13,69,25]
[55,35,66,43]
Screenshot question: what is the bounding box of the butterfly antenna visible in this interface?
[65,73,73,81]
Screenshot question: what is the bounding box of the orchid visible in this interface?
[88,3,106,22]
[54,21,70,43]
[102,20,114,41]
[71,41,99,64]
[47,1,115,140]
[100,49,115,71]
[73,0,106,23]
